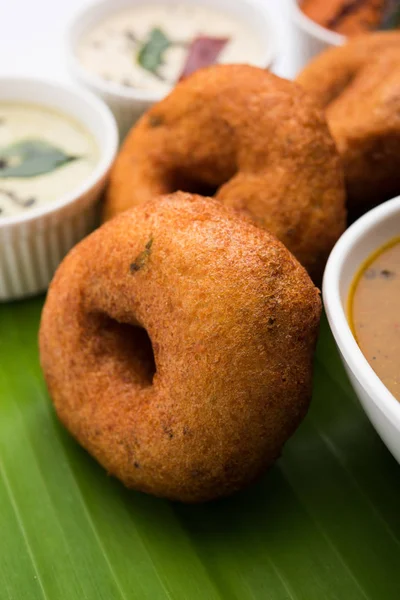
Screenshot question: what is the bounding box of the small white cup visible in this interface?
[0,77,118,301]
[323,196,400,466]
[66,0,277,138]
[287,0,345,75]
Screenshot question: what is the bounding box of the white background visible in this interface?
[0,0,294,84]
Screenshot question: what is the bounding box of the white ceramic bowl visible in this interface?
[0,77,118,301]
[287,0,345,74]
[323,196,400,464]
[66,0,277,138]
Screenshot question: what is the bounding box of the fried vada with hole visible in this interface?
[104,64,346,283]
[39,192,321,503]
[297,32,400,216]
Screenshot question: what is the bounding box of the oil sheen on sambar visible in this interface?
[350,237,400,401]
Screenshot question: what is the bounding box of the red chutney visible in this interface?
[350,237,400,400]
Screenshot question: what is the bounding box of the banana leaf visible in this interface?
[1,298,400,600]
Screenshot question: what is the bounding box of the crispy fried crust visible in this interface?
[297,32,400,215]
[301,0,386,36]
[104,64,346,282]
[39,193,321,503]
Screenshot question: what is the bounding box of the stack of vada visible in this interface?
[104,64,346,283]
[39,64,348,502]
[297,32,400,216]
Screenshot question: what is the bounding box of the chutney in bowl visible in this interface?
[323,195,400,465]
[350,238,400,402]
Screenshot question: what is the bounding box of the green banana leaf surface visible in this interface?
[1,298,400,599]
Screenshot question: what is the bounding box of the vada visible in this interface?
[300,0,387,36]
[39,192,321,503]
[297,32,400,216]
[104,64,346,282]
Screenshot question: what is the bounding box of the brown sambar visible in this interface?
[350,237,400,400]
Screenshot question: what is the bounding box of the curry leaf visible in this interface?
[137,28,171,75]
[0,139,80,178]
[130,237,153,273]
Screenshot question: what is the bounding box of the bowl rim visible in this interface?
[287,0,346,46]
[65,0,277,104]
[0,76,118,230]
[322,195,400,426]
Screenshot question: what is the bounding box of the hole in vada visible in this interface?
[167,169,220,197]
[89,313,156,387]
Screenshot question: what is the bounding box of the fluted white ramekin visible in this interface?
[0,77,118,301]
[287,0,345,75]
[66,0,277,139]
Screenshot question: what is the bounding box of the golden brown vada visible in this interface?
[297,32,400,216]
[39,192,321,503]
[301,0,387,36]
[104,64,346,283]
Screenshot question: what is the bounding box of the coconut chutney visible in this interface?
[77,3,264,94]
[0,103,99,218]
